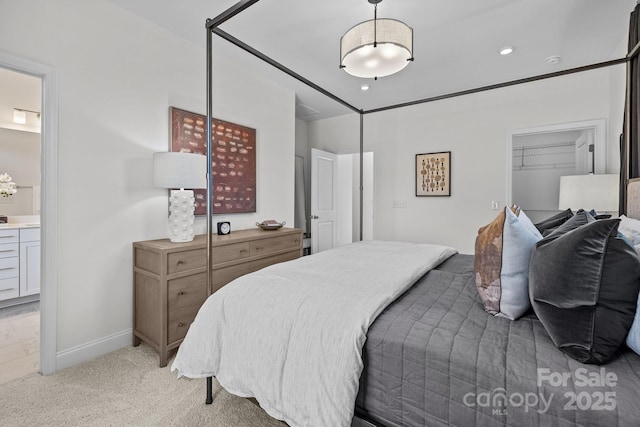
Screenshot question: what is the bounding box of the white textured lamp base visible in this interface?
[168,189,195,243]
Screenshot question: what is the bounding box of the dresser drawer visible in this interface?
[0,257,19,279]
[167,272,207,311]
[0,229,19,244]
[212,241,250,265]
[167,248,206,274]
[0,243,19,259]
[0,277,19,300]
[250,234,301,257]
[20,227,40,242]
[167,305,199,344]
[212,250,301,292]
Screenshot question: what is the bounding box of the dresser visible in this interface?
[133,227,303,367]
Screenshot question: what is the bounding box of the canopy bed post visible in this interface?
[624,38,640,215]
[359,112,364,241]
[623,2,640,215]
[205,16,213,405]
[203,0,262,405]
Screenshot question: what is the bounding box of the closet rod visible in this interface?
[513,141,575,151]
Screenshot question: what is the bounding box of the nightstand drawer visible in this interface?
[167,248,206,274]
[0,257,19,279]
[167,305,199,344]
[167,272,207,311]
[250,234,301,257]
[0,243,19,259]
[0,229,19,244]
[0,277,19,300]
[212,241,250,264]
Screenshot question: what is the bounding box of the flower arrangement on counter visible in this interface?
[0,173,17,198]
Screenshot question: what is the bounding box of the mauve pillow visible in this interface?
[534,209,573,235]
[475,207,542,320]
[529,219,640,364]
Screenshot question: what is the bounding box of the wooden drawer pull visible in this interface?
[177,322,185,327]
[177,260,185,265]
[255,246,262,251]
[240,249,248,253]
[177,291,185,296]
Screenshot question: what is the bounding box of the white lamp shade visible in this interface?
[558,174,619,212]
[341,18,413,79]
[153,152,206,189]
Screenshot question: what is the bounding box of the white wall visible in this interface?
[310,66,625,254]
[0,128,40,215]
[0,0,295,368]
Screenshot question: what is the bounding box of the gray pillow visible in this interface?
[529,219,640,364]
[543,209,595,240]
[534,209,573,235]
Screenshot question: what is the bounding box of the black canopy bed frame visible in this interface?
[200,0,640,424]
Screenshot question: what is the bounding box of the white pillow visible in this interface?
[619,215,640,246]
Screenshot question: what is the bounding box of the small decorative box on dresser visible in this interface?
[133,227,303,367]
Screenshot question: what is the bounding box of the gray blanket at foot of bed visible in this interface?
[356,254,640,427]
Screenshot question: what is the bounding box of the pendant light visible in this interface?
[340,0,414,80]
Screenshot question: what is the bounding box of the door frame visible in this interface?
[506,119,607,206]
[0,51,59,375]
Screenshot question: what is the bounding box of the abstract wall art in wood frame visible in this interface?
[170,107,257,214]
[416,151,451,196]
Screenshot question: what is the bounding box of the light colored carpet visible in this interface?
[0,342,286,426]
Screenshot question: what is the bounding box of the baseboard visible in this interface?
[0,294,39,309]
[55,328,132,371]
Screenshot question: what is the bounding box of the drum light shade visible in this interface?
[340,1,413,79]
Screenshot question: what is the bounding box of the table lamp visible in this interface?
[558,174,619,214]
[153,152,207,242]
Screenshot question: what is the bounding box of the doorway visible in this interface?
[310,148,374,253]
[0,51,58,376]
[507,119,606,223]
[0,67,41,383]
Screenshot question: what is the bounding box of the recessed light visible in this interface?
[545,55,561,65]
[499,46,514,56]
[361,85,370,91]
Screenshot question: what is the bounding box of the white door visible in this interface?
[575,130,595,175]
[311,148,337,254]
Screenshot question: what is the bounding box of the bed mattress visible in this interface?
[355,254,640,427]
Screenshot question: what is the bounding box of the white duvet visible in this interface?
[171,240,456,427]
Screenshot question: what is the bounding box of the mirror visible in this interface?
[0,67,41,218]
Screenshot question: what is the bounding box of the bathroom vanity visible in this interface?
[0,222,40,305]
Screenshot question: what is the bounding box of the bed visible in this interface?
[355,254,640,427]
[171,181,640,427]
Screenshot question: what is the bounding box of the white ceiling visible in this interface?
[106,0,636,121]
[3,1,636,124]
